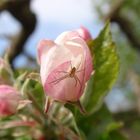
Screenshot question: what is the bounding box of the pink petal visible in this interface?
[56,31,93,80]
[44,61,85,101]
[37,39,56,64]
[76,26,92,41]
[0,85,21,117]
[64,36,93,81]
[83,41,93,81]
[39,30,93,102]
[40,45,73,84]
[55,31,80,45]
[0,100,13,116]
[0,85,19,95]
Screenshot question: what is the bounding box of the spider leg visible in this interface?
[76,68,85,73]
[56,70,68,73]
[52,74,69,84]
[76,57,83,70]
[74,76,78,87]
[49,74,69,85]
[70,61,73,70]
[74,75,82,87]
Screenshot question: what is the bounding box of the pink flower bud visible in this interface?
[76,26,92,41]
[0,85,21,117]
[37,31,93,102]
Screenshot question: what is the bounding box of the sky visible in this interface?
[27,0,103,57]
[32,0,94,23]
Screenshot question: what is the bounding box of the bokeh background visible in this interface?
[0,0,140,139]
[0,0,102,67]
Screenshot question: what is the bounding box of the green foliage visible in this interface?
[0,22,125,140]
[15,136,32,140]
[82,22,119,114]
[77,105,127,140]
[70,23,125,140]
[49,102,81,139]
[21,78,45,109]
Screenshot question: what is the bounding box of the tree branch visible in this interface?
[111,15,140,51]
[105,0,140,51]
[0,0,37,66]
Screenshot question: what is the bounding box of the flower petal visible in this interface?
[64,36,93,81]
[37,39,56,64]
[55,31,80,45]
[38,30,93,102]
[0,85,19,95]
[76,26,92,41]
[0,85,21,117]
[44,61,85,101]
[40,44,74,84]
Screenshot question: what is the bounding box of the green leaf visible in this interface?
[15,135,32,140]
[21,78,45,110]
[49,102,82,139]
[77,105,127,140]
[82,22,119,114]
[107,131,128,140]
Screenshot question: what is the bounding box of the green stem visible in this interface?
[26,92,50,139]
[27,92,47,122]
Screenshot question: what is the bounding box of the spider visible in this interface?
[49,63,84,87]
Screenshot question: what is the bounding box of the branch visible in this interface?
[111,15,140,51]
[0,0,37,66]
[104,0,124,20]
[105,0,140,51]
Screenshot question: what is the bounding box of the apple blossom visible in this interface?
[38,30,93,102]
[0,85,21,117]
[76,26,92,41]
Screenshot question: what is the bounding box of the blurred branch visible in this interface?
[104,0,124,20]
[23,51,36,63]
[113,110,140,124]
[0,0,37,66]
[113,110,140,140]
[112,70,140,140]
[128,71,140,112]
[111,15,140,51]
[105,0,140,51]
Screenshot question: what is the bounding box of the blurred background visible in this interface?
[0,0,140,139]
[0,0,102,67]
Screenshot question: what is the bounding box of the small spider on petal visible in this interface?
[49,61,84,87]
